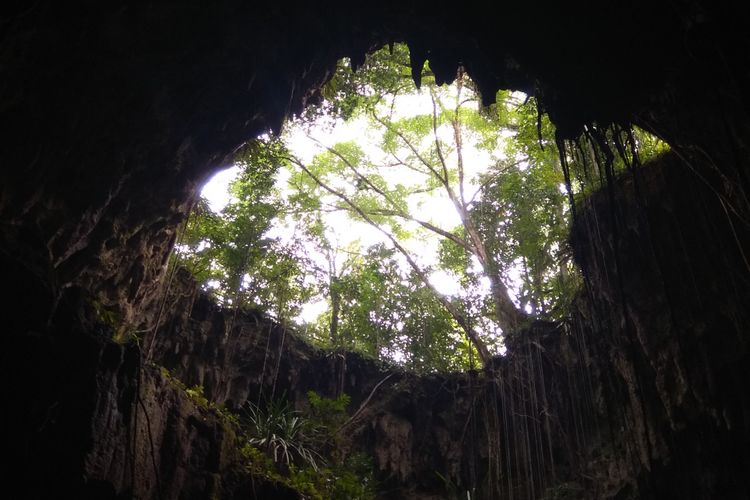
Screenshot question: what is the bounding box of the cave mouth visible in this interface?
[175,43,669,374]
[4,4,750,499]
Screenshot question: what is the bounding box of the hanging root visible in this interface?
[336,372,396,434]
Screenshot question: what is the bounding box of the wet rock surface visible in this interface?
[570,151,750,499]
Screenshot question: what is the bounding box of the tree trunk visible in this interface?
[330,277,341,345]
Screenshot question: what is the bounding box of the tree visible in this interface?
[327,244,480,371]
[175,138,314,323]
[471,97,577,317]
[176,43,668,370]
[282,54,549,362]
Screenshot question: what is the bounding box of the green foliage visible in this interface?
[307,390,350,430]
[91,299,138,344]
[174,41,668,372]
[632,126,670,160]
[472,97,575,316]
[241,397,321,471]
[242,444,375,500]
[157,372,374,497]
[92,300,121,328]
[288,455,376,500]
[174,136,315,322]
[185,384,210,407]
[307,43,415,123]
[324,245,480,371]
[564,124,670,196]
[158,369,239,425]
[239,392,376,499]
[241,443,282,479]
[438,229,471,275]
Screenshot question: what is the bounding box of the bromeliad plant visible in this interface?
[241,396,322,471]
[240,392,377,499]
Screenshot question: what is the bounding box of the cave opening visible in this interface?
[132,42,694,499]
[179,42,669,374]
[3,3,750,499]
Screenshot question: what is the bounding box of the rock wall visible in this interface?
[1,284,304,499]
[570,150,750,499]
[2,150,749,500]
[140,150,750,499]
[2,292,232,499]
[136,272,598,499]
[143,275,596,498]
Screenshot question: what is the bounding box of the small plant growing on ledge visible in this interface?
[91,300,139,344]
[242,396,322,471]
[239,392,376,499]
[158,368,239,425]
[185,384,210,408]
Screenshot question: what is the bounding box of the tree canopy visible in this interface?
[174,43,668,372]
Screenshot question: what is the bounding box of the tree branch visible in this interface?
[309,136,407,216]
[364,208,472,251]
[285,153,492,362]
[452,85,467,209]
[371,113,447,184]
[430,89,452,188]
[467,157,528,206]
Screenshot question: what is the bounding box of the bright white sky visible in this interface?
[200,86,527,327]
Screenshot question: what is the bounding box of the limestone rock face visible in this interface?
[570,151,750,499]
[3,309,238,498]
[1,287,305,499]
